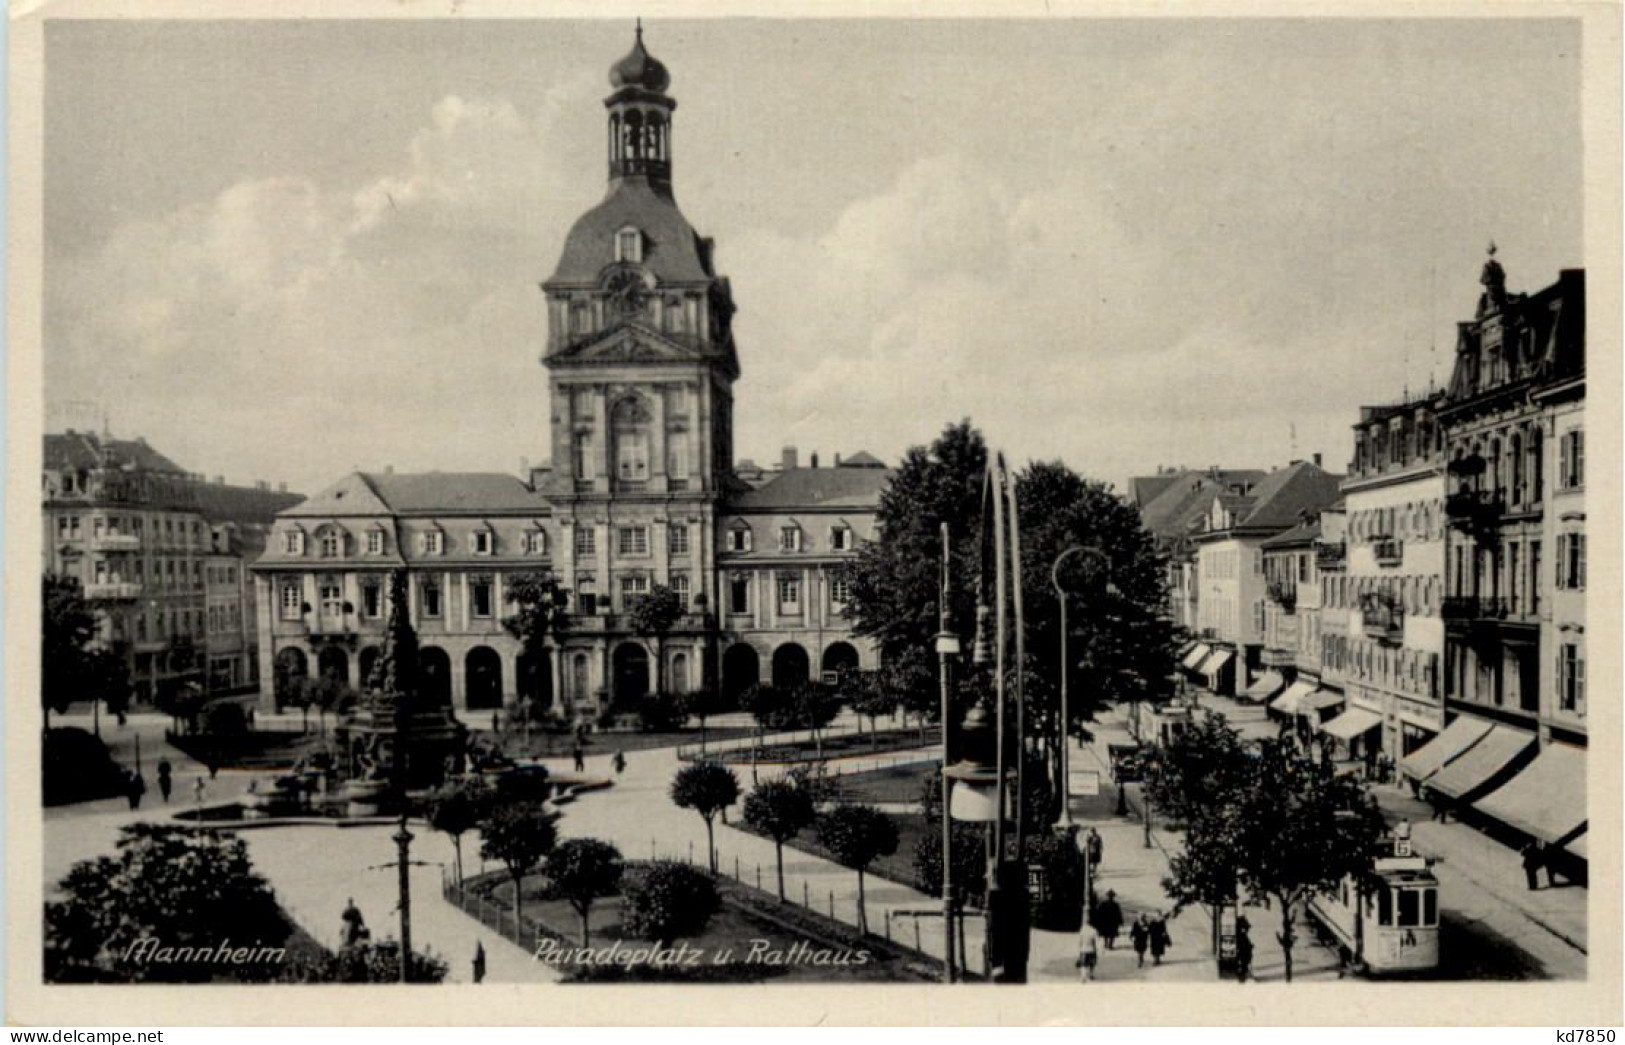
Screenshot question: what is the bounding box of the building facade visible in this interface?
[1438,258,1586,749]
[43,431,301,702]
[252,31,887,717]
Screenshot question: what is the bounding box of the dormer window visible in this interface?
[830,525,852,552]
[525,529,548,555]
[319,529,342,558]
[367,528,386,556]
[615,227,643,264]
[423,529,445,556]
[779,526,803,552]
[473,529,494,556]
[726,525,753,553]
[283,529,306,556]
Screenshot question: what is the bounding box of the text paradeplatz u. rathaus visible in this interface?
[252,30,888,717]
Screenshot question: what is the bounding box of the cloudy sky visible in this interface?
[45,17,1582,495]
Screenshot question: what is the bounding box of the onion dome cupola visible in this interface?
[606,20,676,190]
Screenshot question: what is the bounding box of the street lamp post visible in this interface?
[934,522,960,984]
[1050,545,1112,829]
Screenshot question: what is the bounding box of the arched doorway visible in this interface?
[722,643,760,702]
[772,643,810,691]
[273,647,308,709]
[613,643,650,702]
[517,649,552,709]
[465,646,503,711]
[317,646,349,690]
[419,646,452,706]
[821,641,860,681]
[358,646,381,691]
[669,652,690,694]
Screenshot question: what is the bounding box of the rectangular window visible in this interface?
[727,527,752,553]
[1560,534,1586,590]
[1397,889,1421,928]
[830,574,852,605]
[618,526,649,556]
[667,437,689,480]
[777,574,801,614]
[1560,644,1585,712]
[1560,430,1585,488]
[526,530,547,555]
[830,526,851,552]
[424,531,445,556]
[367,530,384,555]
[617,436,650,482]
[729,574,751,614]
[668,524,690,556]
[1529,540,1542,615]
[280,583,302,620]
[473,531,493,555]
[319,583,343,618]
[421,581,442,618]
[578,576,598,616]
[620,574,649,610]
[575,526,597,557]
[361,581,382,618]
[471,579,493,618]
[283,531,304,555]
[321,532,340,558]
[671,574,691,608]
[779,527,801,552]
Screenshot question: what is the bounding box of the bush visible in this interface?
[493,764,552,803]
[282,941,449,984]
[200,700,249,736]
[41,727,125,807]
[1026,829,1087,932]
[636,692,689,732]
[620,861,720,944]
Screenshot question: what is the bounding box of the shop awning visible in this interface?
[1428,724,1536,801]
[1320,707,1383,741]
[1181,643,1211,670]
[1270,681,1317,715]
[1565,832,1588,861]
[1299,690,1344,716]
[1398,715,1495,783]
[1199,649,1233,676]
[1473,743,1586,845]
[1242,670,1286,701]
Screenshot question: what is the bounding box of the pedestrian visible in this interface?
[1094,890,1124,950]
[1521,841,1543,891]
[1148,912,1171,966]
[1426,787,1448,823]
[472,940,487,984]
[572,742,585,773]
[156,759,173,803]
[126,769,146,810]
[1129,914,1150,968]
[191,776,206,809]
[1076,920,1101,983]
[206,756,220,781]
[1086,827,1103,871]
[612,749,627,776]
[1234,915,1253,983]
[340,897,368,948]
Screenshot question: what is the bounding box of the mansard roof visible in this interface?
[725,466,892,511]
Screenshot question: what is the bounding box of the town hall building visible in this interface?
[251,28,888,717]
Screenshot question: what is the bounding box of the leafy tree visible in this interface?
[669,762,740,873]
[843,668,896,746]
[683,686,729,755]
[428,777,494,886]
[45,823,290,983]
[42,574,110,728]
[621,861,720,945]
[545,838,624,946]
[628,584,684,694]
[153,682,208,734]
[742,780,816,900]
[1146,712,1255,828]
[199,700,248,736]
[85,648,132,727]
[1159,734,1384,982]
[478,802,559,928]
[816,805,899,933]
[785,682,843,760]
[635,691,689,732]
[503,571,571,671]
[879,644,940,742]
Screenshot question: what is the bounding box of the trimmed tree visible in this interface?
[844,668,896,746]
[669,762,740,873]
[622,861,720,946]
[478,802,558,928]
[683,686,728,755]
[545,838,624,947]
[428,777,493,886]
[629,584,684,695]
[43,574,113,729]
[816,805,899,934]
[742,779,816,901]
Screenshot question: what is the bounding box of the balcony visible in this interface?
[305,616,359,645]
[1361,605,1404,645]
[1440,595,1508,621]
[91,533,142,553]
[1315,541,1346,572]
[1372,538,1403,567]
[84,581,142,601]
[1264,579,1296,613]
[1445,491,1505,534]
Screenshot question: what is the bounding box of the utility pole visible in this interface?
[394,812,414,983]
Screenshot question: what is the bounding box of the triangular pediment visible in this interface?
[551,324,704,366]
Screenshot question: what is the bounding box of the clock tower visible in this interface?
[539,24,737,699]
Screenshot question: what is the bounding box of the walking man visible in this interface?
[572,741,586,773]
[1094,890,1124,950]
[1086,827,1103,873]
[156,759,173,804]
[1148,912,1171,966]
[1129,914,1150,968]
[1235,914,1254,983]
[612,749,627,776]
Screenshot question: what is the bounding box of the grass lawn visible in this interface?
[486,727,757,759]
[476,866,936,982]
[831,760,939,806]
[734,812,934,893]
[712,726,941,764]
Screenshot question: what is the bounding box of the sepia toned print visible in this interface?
[10,2,1620,1028]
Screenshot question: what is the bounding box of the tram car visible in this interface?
[1305,827,1441,976]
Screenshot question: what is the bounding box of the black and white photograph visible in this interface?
[8,0,1619,1029]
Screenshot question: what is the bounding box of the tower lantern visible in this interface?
[606,21,676,191]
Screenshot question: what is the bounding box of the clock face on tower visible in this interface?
[605,268,650,316]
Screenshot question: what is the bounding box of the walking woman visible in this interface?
[1148,912,1171,966]
[1129,914,1150,968]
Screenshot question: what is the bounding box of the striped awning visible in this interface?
[1270,680,1317,715]
[1473,743,1585,845]
[1242,670,1286,701]
[1320,707,1383,741]
[1399,715,1495,783]
[1428,724,1536,801]
[1198,649,1233,676]
[1299,690,1345,716]
[1181,643,1212,670]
